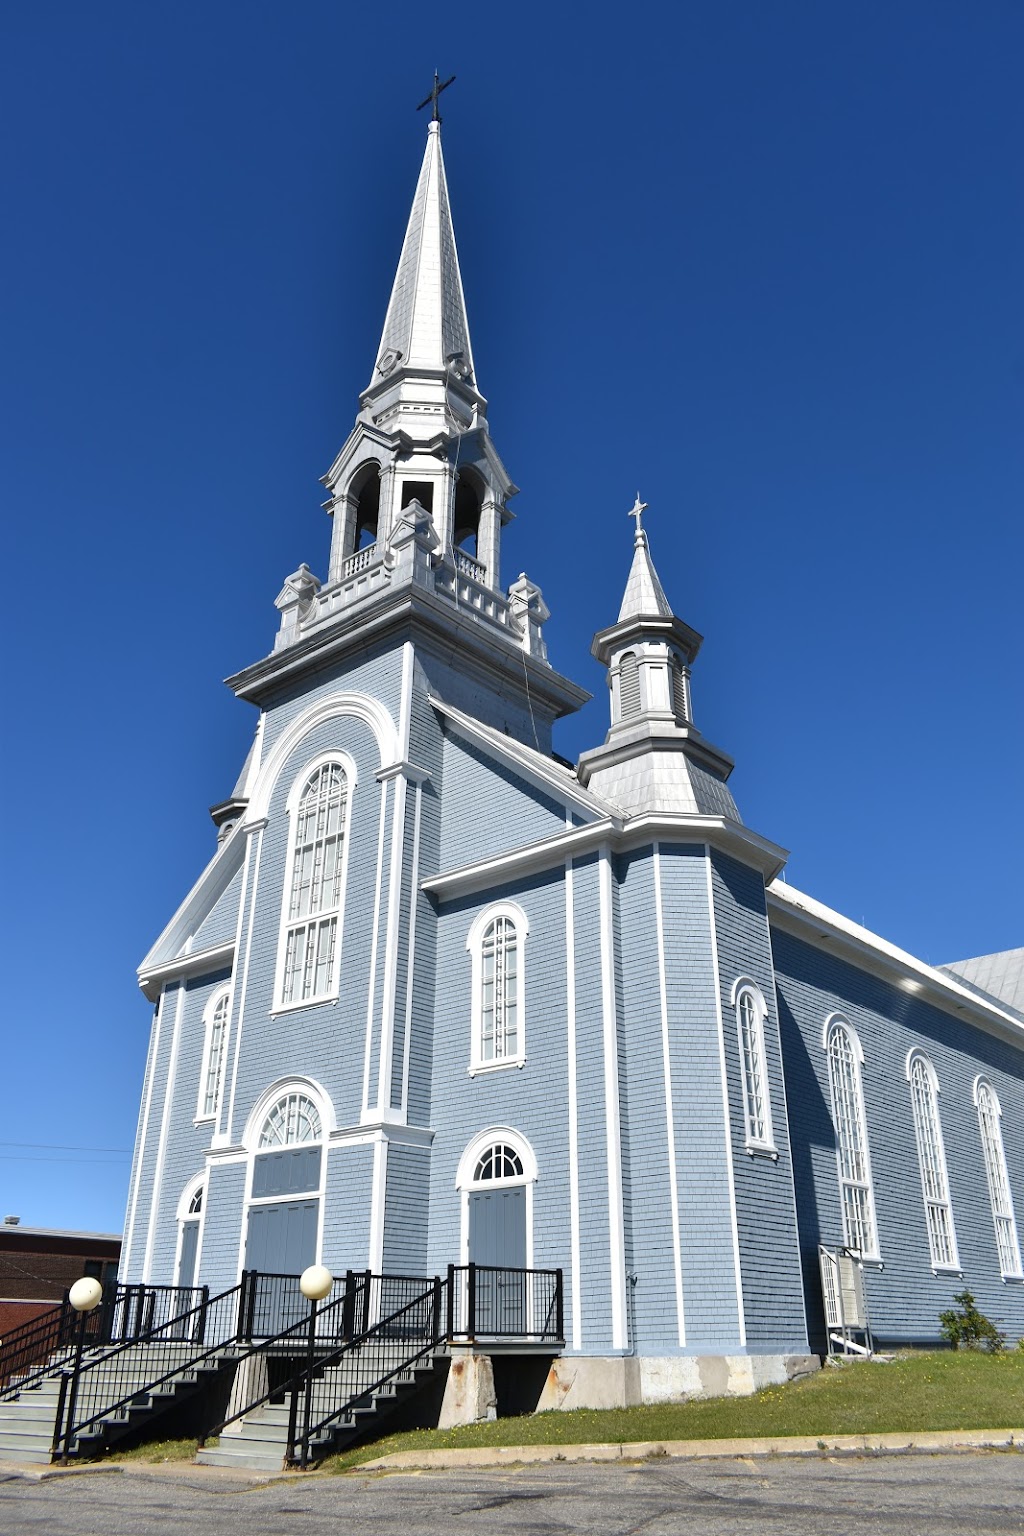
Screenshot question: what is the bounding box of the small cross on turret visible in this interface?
[417,70,456,124]
[628,492,648,539]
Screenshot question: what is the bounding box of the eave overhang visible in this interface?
[225,581,591,719]
[592,612,704,667]
[138,941,236,1004]
[137,818,246,997]
[768,881,1024,1050]
[422,813,788,903]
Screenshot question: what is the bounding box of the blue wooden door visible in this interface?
[177,1220,200,1289]
[243,1198,318,1334]
[469,1187,527,1333]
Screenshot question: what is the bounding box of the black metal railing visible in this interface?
[0,1282,208,1401]
[51,1281,242,1461]
[448,1263,563,1342]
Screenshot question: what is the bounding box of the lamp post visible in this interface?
[59,1277,103,1464]
[297,1264,333,1469]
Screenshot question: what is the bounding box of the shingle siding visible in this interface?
[773,925,1024,1350]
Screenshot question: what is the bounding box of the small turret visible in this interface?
[577,497,740,820]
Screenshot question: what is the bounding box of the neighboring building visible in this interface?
[0,1223,120,1337]
[121,114,1024,1407]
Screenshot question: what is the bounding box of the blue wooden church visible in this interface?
[111,110,1024,1428]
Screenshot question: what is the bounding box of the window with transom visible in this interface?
[734,982,774,1151]
[258,1092,322,1148]
[474,1144,525,1182]
[468,904,528,1072]
[975,1079,1022,1278]
[825,1019,879,1260]
[278,758,351,1007]
[907,1054,959,1271]
[197,988,231,1121]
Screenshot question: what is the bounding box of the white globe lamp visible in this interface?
[299,1264,334,1301]
[68,1277,103,1313]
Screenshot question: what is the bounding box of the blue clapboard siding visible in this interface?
[773,925,1024,1349]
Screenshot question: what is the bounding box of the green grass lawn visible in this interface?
[318,1350,1024,1471]
[103,1350,1024,1474]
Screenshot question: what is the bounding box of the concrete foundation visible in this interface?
[438,1346,497,1427]
[536,1353,820,1412]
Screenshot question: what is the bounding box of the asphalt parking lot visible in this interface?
[1,1451,1023,1536]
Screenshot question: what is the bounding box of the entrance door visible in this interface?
[177,1220,200,1289]
[469,1186,527,1334]
[243,1197,318,1334]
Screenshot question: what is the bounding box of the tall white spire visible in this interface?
[618,495,673,621]
[369,121,476,391]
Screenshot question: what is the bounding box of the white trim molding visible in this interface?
[905,1050,960,1273]
[241,1075,337,1153]
[247,692,399,822]
[456,1126,538,1269]
[730,976,777,1156]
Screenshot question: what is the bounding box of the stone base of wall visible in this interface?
[439,1350,819,1425]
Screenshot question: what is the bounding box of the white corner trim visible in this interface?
[142,981,186,1284]
[368,1133,388,1272]
[565,855,583,1353]
[225,824,265,1145]
[653,844,686,1348]
[704,847,747,1347]
[598,846,628,1352]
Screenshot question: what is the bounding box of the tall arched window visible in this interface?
[825,1017,879,1259]
[907,1053,959,1270]
[733,980,775,1151]
[467,903,528,1073]
[197,987,231,1121]
[974,1078,1022,1278]
[277,756,352,1007]
[258,1091,323,1147]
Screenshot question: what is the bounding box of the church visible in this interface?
[121,103,1024,1414]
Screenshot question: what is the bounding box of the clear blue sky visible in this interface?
[2,2,1021,1234]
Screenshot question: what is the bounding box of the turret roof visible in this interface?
[617,527,674,622]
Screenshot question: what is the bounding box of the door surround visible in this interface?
[235,1075,335,1280]
[456,1125,537,1266]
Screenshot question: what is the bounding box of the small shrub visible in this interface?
[939,1291,1005,1352]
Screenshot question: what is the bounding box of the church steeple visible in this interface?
[577,499,741,820]
[368,120,476,397]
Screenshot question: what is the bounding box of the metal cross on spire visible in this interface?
[628,493,648,535]
[417,70,456,123]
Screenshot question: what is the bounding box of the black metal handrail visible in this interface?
[200,1268,432,1444]
[283,1277,445,1468]
[51,1281,242,1461]
[0,1281,208,1401]
[448,1263,563,1342]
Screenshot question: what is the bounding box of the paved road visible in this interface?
[1,1452,1023,1536]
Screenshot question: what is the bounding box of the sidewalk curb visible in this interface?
[357,1427,1024,1472]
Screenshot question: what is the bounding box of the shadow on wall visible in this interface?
[777,992,836,1355]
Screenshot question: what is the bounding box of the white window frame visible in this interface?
[905,1051,960,1273]
[174,1173,207,1288]
[195,985,232,1123]
[973,1076,1023,1280]
[273,750,356,1013]
[467,901,529,1075]
[730,977,776,1155]
[824,1015,880,1262]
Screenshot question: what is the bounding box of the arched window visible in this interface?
[453,472,483,557]
[907,1053,959,1270]
[825,1018,879,1259]
[474,1143,525,1182]
[277,756,352,1007]
[618,652,641,718]
[349,462,381,553]
[187,1186,203,1216]
[467,903,528,1073]
[974,1078,1022,1278]
[258,1092,323,1147]
[197,988,231,1121]
[733,981,774,1151]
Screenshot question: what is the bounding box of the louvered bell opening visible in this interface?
[618,652,641,719]
[672,659,691,724]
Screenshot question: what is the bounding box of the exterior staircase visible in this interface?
[197,1342,446,1471]
[0,1342,239,1463]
